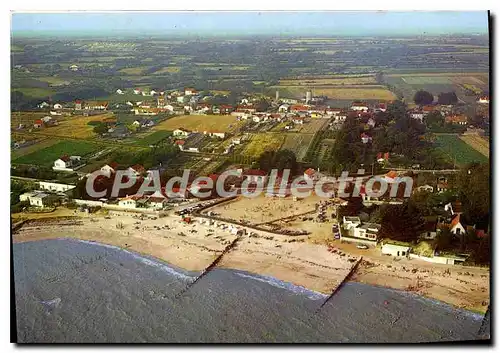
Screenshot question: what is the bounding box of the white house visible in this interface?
[450,214,467,236]
[292,117,305,125]
[252,116,262,123]
[351,102,369,112]
[132,120,141,126]
[39,181,76,194]
[185,88,197,96]
[126,101,134,107]
[334,114,347,122]
[150,90,158,96]
[173,128,192,137]
[118,196,138,209]
[164,104,174,112]
[415,184,434,193]
[97,162,118,174]
[410,111,425,122]
[147,196,168,210]
[19,191,56,208]
[382,243,411,257]
[133,89,141,95]
[116,89,125,95]
[38,102,49,109]
[342,216,362,230]
[53,156,74,171]
[278,104,290,113]
[50,111,62,116]
[41,116,53,123]
[477,96,489,104]
[53,103,63,110]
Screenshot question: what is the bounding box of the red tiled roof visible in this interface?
[175,140,185,145]
[34,119,43,125]
[148,197,166,203]
[450,214,461,228]
[130,164,145,173]
[385,170,398,179]
[60,155,70,162]
[108,162,119,170]
[445,115,468,123]
[304,168,316,176]
[290,105,309,111]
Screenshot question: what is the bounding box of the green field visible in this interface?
[434,134,488,166]
[13,140,102,166]
[133,130,173,146]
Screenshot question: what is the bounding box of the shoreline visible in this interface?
[12,213,490,315]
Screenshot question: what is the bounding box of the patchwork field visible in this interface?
[385,72,489,103]
[273,85,396,100]
[279,75,377,86]
[13,140,102,166]
[460,134,490,158]
[434,134,488,166]
[242,133,285,157]
[32,113,115,139]
[153,114,242,133]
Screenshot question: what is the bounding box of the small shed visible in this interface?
[382,243,411,257]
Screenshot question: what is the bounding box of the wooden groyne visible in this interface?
[315,257,363,313]
[175,236,240,299]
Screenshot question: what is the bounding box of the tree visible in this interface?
[437,91,458,105]
[93,123,108,135]
[378,201,424,242]
[258,149,297,174]
[456,163,489,227]
[414,90,434,106]
[255,99,270,112]
[425,111,445,130]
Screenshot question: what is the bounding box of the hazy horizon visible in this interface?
[11,11,489,38]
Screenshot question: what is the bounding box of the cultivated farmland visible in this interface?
[154,114,242,133]
[434,134,488,166]
[242,134,285,157]
[460,134,490,158]
[13,140,102,166]
[281,133,315,161]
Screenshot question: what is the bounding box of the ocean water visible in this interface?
[13,239,487,343]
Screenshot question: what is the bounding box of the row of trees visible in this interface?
[413,89,458,106]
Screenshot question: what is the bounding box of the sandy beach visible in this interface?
[12,208,490,314]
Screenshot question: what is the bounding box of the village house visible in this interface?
[116,89,125,95]
[173,128,192,137]
[292,117,305,125]
[290,104,310,114]
[204,131,225,139]
[39,181,76,194]
[409,110,425,122]
[281,98,299,104]
[147,195,168,210]
[350,102,369,112]
[33,119,43,128]
[84,101,109,111]
[367,117,376,128]
[449,214,467,236]
[128,164,146,177]
[118,195,142,209]
[278,104,290,113]
[445,114,468,125]
[414,184,434,193]
[420,219,438,240]
[477,95,489,104]
[19,191,57,208]
[133,89,142,95]
[69,64,79,71]
[341,217,381,244]
[184,88,197,96]
[53,155,81,172]
[360,132,372,144]
[100,162,119,175]
[53,103,63,110]
[50,111,62,116]
[37,101,49,109]
[303,168,323,182]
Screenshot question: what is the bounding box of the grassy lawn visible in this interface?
[153,114,242,133]
[30,113,114,139]
[13,140,102,166]
[434,134,488,166]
